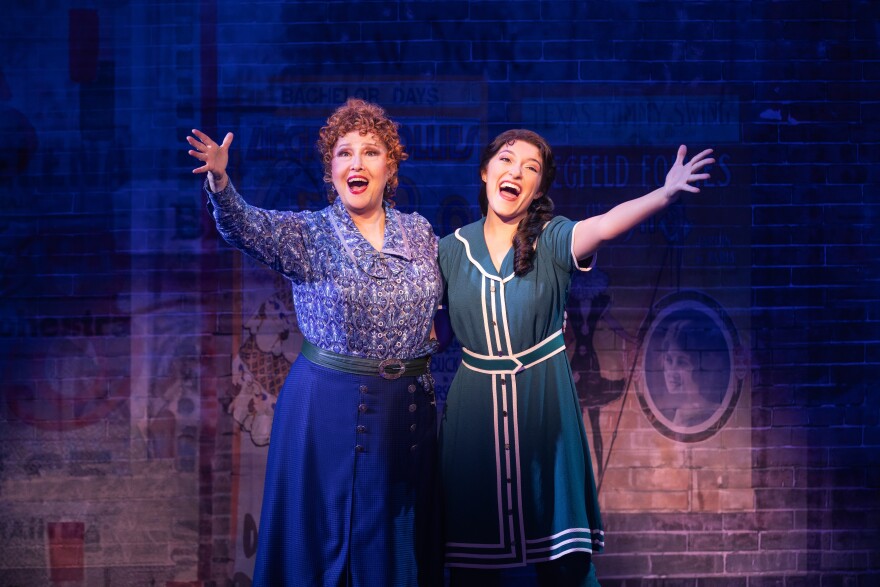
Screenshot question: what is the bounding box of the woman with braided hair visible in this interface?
[438,129,714,586]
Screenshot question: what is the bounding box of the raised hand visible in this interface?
[187,129,234,191]
[663,145,714,201]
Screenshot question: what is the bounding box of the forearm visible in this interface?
[571,144,713,259]
[595,186,672,240]
[573,186,672,259]
[206,180,285,270]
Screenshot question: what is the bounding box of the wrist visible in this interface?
[208,171,228,192]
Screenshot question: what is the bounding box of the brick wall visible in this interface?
[0,1,877,585]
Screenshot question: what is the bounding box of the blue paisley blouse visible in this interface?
[207,181,442,360]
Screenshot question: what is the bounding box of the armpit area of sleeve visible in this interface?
[570,219,596,272]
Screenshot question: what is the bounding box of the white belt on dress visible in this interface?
[460,329,566,375]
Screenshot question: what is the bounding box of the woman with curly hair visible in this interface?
[438,129,713,586]
[187,98,442,586]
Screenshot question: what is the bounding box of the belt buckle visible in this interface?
[378,358,405,380]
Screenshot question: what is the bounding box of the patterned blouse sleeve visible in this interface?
[206,180,310,280]
[437,232,455,301]
[414,212,439,266]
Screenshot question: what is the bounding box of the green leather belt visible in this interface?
[300,339,429,380]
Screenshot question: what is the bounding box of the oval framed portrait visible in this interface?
[636,291,745,443]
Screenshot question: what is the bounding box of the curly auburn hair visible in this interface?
[316,98,408,203]
[477,129,558,276]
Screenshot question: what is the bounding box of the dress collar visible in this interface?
[455,218,515,281]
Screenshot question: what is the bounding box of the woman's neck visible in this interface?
[484,210,523,243]
[483,211,523,271]
[349,206,386,251]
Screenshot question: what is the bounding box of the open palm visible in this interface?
[664,145,714,201]
[187,128,234,177]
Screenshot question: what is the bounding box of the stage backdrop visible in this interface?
[1,1,877,586]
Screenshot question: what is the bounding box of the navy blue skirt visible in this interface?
[253,354,442,587]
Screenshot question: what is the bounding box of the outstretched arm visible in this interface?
[187,129,234,192]
[185,128,309,277]
[572,145,714,260]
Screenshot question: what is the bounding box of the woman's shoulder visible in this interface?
[292,200,348,226]
[391,207,438,240]
[393,206,430,226]
[438,228,464,250]
[544,215,573,230]
[441,219,483,242]
[438,220,484,259]
[272,205,326,232]
[537,215,577,240]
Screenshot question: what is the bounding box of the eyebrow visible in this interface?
[336,140,384,150]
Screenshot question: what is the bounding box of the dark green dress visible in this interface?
[439,216,604,569]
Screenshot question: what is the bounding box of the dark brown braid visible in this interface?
[477,129,557,276]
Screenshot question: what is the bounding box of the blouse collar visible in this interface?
[328,197,412,279]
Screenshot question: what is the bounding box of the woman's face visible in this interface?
[331,130,391,216]
[481,140,544,224]
[663,346,698,396]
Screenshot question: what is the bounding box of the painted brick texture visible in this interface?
[0,1,877,585]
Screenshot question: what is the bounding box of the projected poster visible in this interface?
[512,89,753,514]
